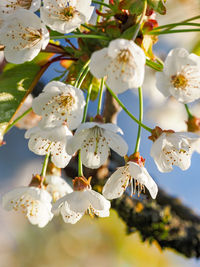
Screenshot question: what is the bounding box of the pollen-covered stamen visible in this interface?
[163,145,190,166]
[61,6,76,20]
[43,93,75,120]
[171,73,188,90]
[73,176,92,191]
[133,180,145,197]
[1,0,32,12]
[8,24,43,50]
[10,194,38,216]
[117,48,136,73]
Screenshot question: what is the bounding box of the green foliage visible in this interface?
[0,52,53,136]
[119,0,145,15]
[147,0,166,15]
[0,63,40,124]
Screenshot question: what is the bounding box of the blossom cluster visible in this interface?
[1,0,200,229]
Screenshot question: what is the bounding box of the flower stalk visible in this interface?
[134,87,143,153]
[106,84,152,132]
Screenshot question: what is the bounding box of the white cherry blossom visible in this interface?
[0,9,49,64]
[40,0,94,34]
[0,0,41,16]
[66,121,128,169]
[45,175,73,202]
[90,38,146,94]
[25,124,72,168]
[150,128,200,173]
[52,176,110,224]
[2,186,53,228]
[32,81,85,130]
[156,48,200,103]
[103,161,158,200]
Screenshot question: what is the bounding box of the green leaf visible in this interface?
[121,24,139,39]
[0,62,40,124]
[119,0,144,15]
[147,0,166,15]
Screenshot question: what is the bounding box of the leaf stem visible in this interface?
[5,107,32,134]
[132,0,147,41]
[78,80,93,177]
[149,28,200,35]
[97,78,105,115]
[96,0,105,23]
[106,84,152,132]
[51,34,110,40]
[92,0,110,8]
[153,22,200,31]
[41,152,50,178]
[74,60,90,88]
[185,104,193,119]
[134,87,143,153]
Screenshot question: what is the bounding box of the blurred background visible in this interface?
[0,0,200,266]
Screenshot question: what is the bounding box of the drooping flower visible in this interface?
[156,48,200,103]
[45,175,73,202]
[66,120,128,169]
[52,176,110,224]
[2,186,53,228]
[25,124,72,168]
[0,0,41,16]
[32,81,86,130]
[103,153,158,200]
[149,126,200,173]
[90,39,146,94]
[0,9,49,64]
[40,0,94,34]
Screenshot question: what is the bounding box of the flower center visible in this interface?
[56,93,75,110]
[4,0,32,10]
[117,49,132,64]
[60,6,78,21]
[171,74,188,90]
[17,0,32,9]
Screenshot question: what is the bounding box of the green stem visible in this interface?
[149,28,200,35]
[132,0,147,41]
[82,82,93,123]
[51,34,110,40]
[74,60,90,88]
[41,152,50,178]
[184,104,193,119]
[146,58,163,71]
[153,22,200,31]
[106,84,152,132]
[78,81,93,177]
[158,15,200,32]
[92,0,110,8]
[97,78,105,115]
[77,66,90,89]
[134,87,143,153]
[96,0,105,23]
[5,107,32,134]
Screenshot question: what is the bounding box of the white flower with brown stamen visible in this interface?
[66,121,128,169]
[2,186,53,228]
[90,38,146,94]
[25,124,72,168]
[0,0,41,16]
[45,175,73,202]
[52,176,110,224]
[32,81,86,130]
[103,153,158,200]
[149,126,200,173]
[40,0,94,34]
[156,48,200,103]
[0,9,49,64]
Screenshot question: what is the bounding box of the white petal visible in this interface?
[81,132,109,169]
[87,190,110,217]
[66,130,89,155]
[128,162,158,199]
[102,166,130,200]
[90,48,110,78]
[103,130,128,156]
